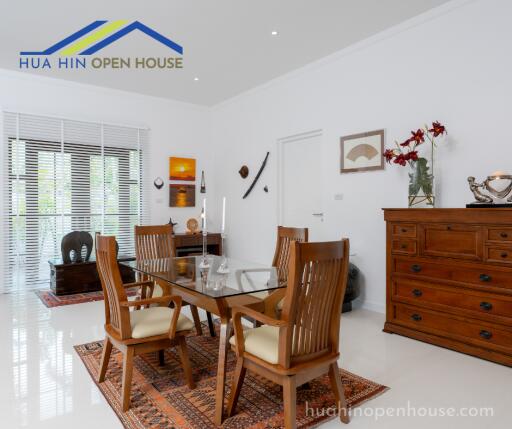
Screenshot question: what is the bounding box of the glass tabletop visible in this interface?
[121,255,281,298]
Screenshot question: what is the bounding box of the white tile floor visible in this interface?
[1,291,510,428]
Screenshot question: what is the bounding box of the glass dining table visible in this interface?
[121,254,282,425]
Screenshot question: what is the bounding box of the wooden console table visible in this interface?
[174,232,222,257]
[49,256,135,296]
[49,233,222,295]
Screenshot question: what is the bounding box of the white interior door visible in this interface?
[279,131,324,241]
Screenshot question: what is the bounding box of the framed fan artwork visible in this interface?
[340,129,385,173]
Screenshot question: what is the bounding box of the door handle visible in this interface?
[312,213,324,217]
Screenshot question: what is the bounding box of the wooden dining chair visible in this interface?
[227,239,351,428]
[96,235,195,411]
[134,224,205,336]
[247,226,308,319]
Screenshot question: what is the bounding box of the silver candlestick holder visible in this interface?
[199,229,210,268]
[217,233,229,273]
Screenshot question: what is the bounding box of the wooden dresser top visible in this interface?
[383,208,512,224]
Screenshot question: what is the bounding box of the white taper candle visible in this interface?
[221,197,226,233]
[202,198,207,231]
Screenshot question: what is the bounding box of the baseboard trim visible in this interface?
[360,300,385,314]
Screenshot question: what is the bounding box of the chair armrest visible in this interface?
[262,288,286,317]
[232,305,287,327]
[231,304,287,357]
[122,280,154,289]
[120,295,182,308]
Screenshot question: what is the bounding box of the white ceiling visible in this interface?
[0,0,451,106]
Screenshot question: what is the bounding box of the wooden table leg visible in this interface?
[206,311,216,337]
[214,300,231,426]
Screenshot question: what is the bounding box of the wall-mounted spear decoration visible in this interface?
[242,151,269,199]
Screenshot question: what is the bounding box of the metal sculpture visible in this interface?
[242,152,269,199]
[467,173,512,205]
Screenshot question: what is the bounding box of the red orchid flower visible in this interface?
[400,138,412,147]
[429,121,446,137]
[383,149,396,163]
[410,129,425,144]
[404,150,419,161]
[393,154,407,166]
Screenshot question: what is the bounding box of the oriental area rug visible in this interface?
[35,288,137,308]
[75,323,389,428]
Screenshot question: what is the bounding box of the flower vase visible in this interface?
[408,157,435,208]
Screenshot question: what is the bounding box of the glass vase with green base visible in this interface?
[408,157,435,208]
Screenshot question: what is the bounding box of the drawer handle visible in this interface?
[411,264,422,273]
[501,252,509,258]
[479,274,491,282]
[411,313,422,322]
[480,302,493,311]
[500,232,508,238]
[401,243,408,249]
[479,330,492,340]
[412,289,423,297]
[446,225,452,230]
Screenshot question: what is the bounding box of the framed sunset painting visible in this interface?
[169,157,196,181]
[169,184,195,207]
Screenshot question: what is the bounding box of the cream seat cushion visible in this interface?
[130,307,194,339]
[229,325,280,364]
[151,283,163,297]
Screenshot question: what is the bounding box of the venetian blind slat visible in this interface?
[2,112,149,292]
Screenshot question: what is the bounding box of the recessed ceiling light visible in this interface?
[194,77,199,81]
[271,30,279,36]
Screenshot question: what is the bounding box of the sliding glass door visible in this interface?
[3,113,149,292]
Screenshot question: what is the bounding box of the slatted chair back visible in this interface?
[272,226,308,284]
[135,224,175,282]
[96,235,131,340]
[135,224,175,260]
[279,239,349,367]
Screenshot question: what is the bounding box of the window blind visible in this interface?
[2,112,150,292]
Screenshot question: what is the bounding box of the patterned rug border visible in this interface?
[35,289,137,308]
[74,326,389,429]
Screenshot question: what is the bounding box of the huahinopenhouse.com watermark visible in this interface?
[305,401,494,421]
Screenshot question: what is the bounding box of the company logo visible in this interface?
[19,20,183,70]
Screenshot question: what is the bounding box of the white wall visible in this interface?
[210,0,512,312]
[2,0,511,309]
[0,70,215,232]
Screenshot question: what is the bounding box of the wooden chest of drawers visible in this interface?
[383,208,512,366]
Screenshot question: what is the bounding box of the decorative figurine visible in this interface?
[200,170,206,193]
[153,177,164,189]
[467,171,512,207]
[61,231,93,263]
[467,177,493,203]
[238,165,249,179]
[186,218,199,234]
